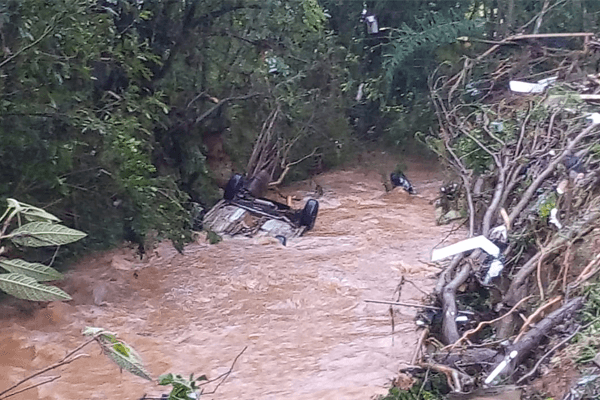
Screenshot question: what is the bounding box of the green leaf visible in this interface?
[113,342,131,357]
[90,330,153,381]
[0,258,64,281]
[83,326,112,337]
[20,204,61,223]
[0,273,71,301]
[5,198,61,223]
[159,373,175,386]
[10,222,87,247]
[104,342,152,381]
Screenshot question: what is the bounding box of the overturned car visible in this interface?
[203,172,319,240]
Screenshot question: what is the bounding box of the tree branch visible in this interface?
[193,93,263,126]
[508,122,600,224]
[0,16,60,69]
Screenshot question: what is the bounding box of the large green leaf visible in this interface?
[83,327,152,381]
[9,222,87,247]
[6,198,61,223]
[0,273,72,301]
[0,258,64,281]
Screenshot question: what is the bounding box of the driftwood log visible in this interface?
[494,297,584,381]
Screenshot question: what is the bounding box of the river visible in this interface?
[0,151,462,400]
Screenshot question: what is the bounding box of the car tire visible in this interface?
[300,199,319,230]
[224,174,244,200]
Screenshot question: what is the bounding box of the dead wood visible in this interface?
[513,295,563,343]
[507,122,600,224]
[516,324,581,385]
[411,328,429,365]
[504,206,600,306]
[445,295,532,351]
[416,362,475,392]
[441,261,472,344]
[478,32,594,60]
[422,35,600,392]
[433,347,501,369]
[496,297,584,381]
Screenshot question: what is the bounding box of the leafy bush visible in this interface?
[0,199,85,301]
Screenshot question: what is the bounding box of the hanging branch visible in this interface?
[268,147,319,187]
[0,338,94,399]
[193,93,264,127]
[0,14,64,69]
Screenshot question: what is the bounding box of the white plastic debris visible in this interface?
[485,350,518,385]
[549,208,562,229]
[455,315,469,323]
[509,81,545,94]
[466,82,481,97]
[549,150,557,156]
[490,121,504,132]
[587,112,600,125]
[483,259,505,285]
[431,235,500,262]
[509,76,557,94]
[490,225,508,243]
[537,76,558,86]
[365,15,379,34]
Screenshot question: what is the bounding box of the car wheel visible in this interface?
[224,173,244,200]
[300,199,319,230]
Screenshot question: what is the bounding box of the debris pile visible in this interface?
[410,34,600,396]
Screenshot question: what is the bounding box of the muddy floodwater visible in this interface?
[0,153,462,400]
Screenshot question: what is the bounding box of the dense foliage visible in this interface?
[0,0,350,252]
[2,0,600,253]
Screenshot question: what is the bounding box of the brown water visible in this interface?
[0,152,462,400]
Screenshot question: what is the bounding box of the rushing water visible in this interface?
[0,152,462,400]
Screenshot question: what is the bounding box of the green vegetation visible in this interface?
[0,198,85,301]
[377,372,448,400]
[3,0,600,257]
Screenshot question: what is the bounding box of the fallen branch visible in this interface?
[516,325,580,384]
[508,122,600,224]
[246,105,280,178]
[411,328,430,365]
[364,299,442,311]
[513,295,563,343]
[478,32,594,60]
[442,261,472,344]
[504,206,600,306]
[569,251,600,290]
[488,297,584,383]
[444,295,532,351]
[417,362,474,392]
